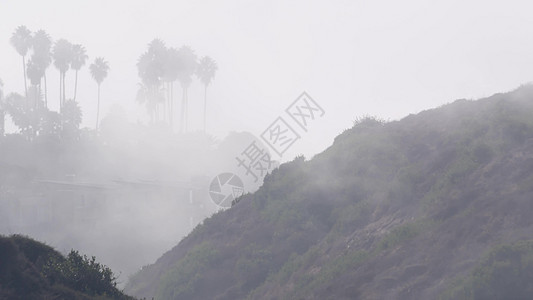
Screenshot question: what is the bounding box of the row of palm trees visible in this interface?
[9,25,109,129]
[136,39,217,132]
[9,27,219,134]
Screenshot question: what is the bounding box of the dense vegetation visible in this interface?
[126,85,533,299]
[442,240,533,300]
[0,234,132,299]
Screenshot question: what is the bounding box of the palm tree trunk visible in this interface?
[203,85,207,132]
[166,82,170,125]
[22,56,28,96]
[170,82,174,128]
[96,84,101,130]
[62,73,66,105]
[184,88,188,132]
[161,86,164,123]
[180,88,186,133]
[155,86,160,123]
[74,70,78,101]
[59,73,62,112]
[44,73,48,109]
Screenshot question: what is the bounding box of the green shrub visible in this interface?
[43,250,122,298]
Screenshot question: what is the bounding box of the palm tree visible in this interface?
[10,25,32,96]
[136,82,165,123]
[89,57,109,130]
[163,47,180,126]
[176,46,197,132]
[196,56,218,132]
[137,39,167,123]
[52,39,73,111]
[70,44,88,101]
[26,58,46,108]
[137,39,166,87]
[32,30,52,108]
[26,59,43,86]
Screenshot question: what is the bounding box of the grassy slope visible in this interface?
[126,85,533,300]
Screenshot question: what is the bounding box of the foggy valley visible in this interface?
[2,1,533,299]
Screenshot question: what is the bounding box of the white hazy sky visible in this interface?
[2,0,533,160]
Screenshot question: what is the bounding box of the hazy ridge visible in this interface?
[126,85,533,299]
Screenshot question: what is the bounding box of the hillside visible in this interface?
[126,85,533,299]
[0,235,133,300]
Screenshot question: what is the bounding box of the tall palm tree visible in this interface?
[176,45,197,133]
[10,25,32,96]
[196,56,218,132]
[70,44,88,101]
[52,39,73,111]
[32,30,52,108]
[26,59,44,86]
[137,39,166,87]
[26,58,46,108]
[89,57,109,130]
[136,82,165,123]
[164,47,180,126]
[137,39,167,123]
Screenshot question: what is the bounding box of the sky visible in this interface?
[2,0,533,161]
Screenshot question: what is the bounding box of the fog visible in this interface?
[2,0,533,290]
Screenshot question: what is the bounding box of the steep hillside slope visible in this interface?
[126,85,533,299]
[0,235,133,300]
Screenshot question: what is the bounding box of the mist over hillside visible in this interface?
[126,85,533,299]
[0,125,273,286]
[3,1,533,299]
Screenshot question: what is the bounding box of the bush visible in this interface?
[43,250,122,298]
